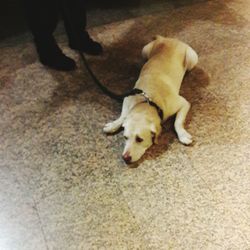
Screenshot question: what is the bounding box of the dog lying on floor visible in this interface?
[103,36,198,164]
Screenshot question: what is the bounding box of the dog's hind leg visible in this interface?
[142,41,154,59]
[184,46,198,71]
[103,96,139,133]
[174,96,193,145]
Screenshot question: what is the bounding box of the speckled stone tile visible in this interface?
[0,165,47,250]
[187,143,250,218]
[36,175,149,250]
[185,143,250,249]
[1,0,250,249]
[0,65,116,199]
[113,144,250,249]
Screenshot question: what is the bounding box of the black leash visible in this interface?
[80,52,164,120]
[61,0,142,103]
[79,52,144,103]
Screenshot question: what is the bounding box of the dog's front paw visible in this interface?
[178,130,193,145]
[103,121,121,134]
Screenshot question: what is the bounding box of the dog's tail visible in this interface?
[184,46,199,71]
[153,35,164,40]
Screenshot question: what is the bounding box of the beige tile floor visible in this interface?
[0,0,250,249]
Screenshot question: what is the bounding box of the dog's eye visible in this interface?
[124,136,128,140]
[136,136,143,143]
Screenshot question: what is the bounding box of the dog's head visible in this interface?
[122,117,161,164]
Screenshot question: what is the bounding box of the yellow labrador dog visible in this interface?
[103,36,198,164]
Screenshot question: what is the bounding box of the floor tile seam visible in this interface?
[32,198,50,250]
[2,163,49,250]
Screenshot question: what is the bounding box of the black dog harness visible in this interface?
[127,88,164,121]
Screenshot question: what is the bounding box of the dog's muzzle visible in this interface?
[122,152,132,164]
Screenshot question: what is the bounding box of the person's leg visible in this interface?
[23,0,76,70]
[61,0,103,55]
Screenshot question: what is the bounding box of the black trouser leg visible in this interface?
[61,0,88,47]
[23,0,76,70]
[23,0,58,42]
[61,0,102,55]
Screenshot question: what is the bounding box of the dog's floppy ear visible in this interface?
[150,124,160,144]
[153,35,164,40]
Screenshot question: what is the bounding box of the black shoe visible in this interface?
[69,32,103,56]
[35,36,76,71]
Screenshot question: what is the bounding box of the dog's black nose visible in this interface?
[123,153,132,164]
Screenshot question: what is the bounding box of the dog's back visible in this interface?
[135,36,198,118]
[140,36,193,92]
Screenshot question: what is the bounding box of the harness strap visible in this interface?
[127,88,164,120]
